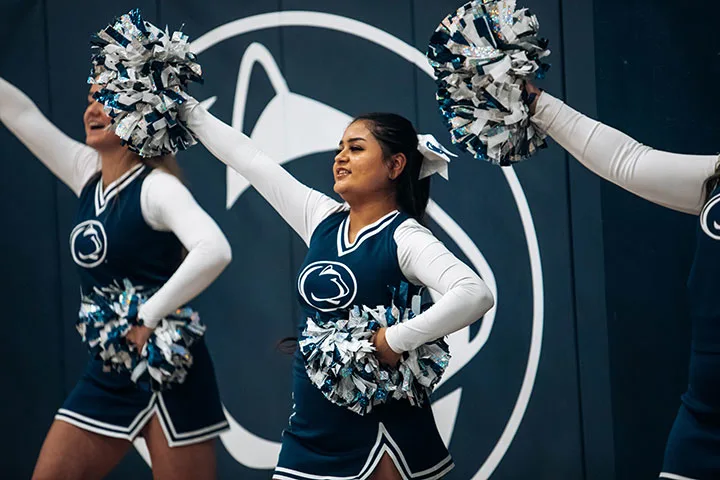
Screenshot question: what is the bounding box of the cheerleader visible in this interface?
[0,76,231,480]
[527,82,720,480]
[183,99,494,479]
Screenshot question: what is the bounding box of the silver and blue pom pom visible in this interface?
[300,283,451,415]
[87,9,202,157]
[76,279,206,391]
[427,0,551,166]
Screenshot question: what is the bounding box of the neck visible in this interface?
[347,194,398,242]
[99,148,142,188]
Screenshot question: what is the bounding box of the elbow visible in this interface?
[464,278,495,321]
[201,236,232,273]
[217,238,233,270]
[476,282,495,315]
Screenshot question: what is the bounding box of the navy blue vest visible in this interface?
[71,165,183,294]
[295,209,418,333]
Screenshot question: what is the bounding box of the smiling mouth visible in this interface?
[88,122,107,131]
[336,169,351,178]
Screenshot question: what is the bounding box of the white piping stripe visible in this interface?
[276,426,387,480]
[55,415,132,440]
[426,462,455,480]
[56,408,227,448]
[342,210,400,248]
[156,393,229,439]
[173,420,230,440]
[374,446,407,480]
[57,393,155,434]
[412,455,453,477]
[57,394,228,448]
[166,425,230,447]
[56,403,156,441]
[56,409,128,433]
[156,392,229,441]
[337,211,400,257]
[659,474,700,480]
[379,423,414,477]
[275,432,384,479]
[376,423,453,479]
[154,402,175,444]
[94,164,146,216]
[274,422,452,480]
[97,163,144,204]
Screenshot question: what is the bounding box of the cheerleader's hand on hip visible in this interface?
[373,327,402,367]
[126,325,153,351]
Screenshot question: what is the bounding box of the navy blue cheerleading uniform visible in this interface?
[274,210,453,480]
[661,185,720,479]
[56,164,228,447]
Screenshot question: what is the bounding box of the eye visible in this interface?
[350,146,363,152]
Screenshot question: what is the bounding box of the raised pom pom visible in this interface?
[300,283,450,415]
[427,0,551,165]
[88,9,202,157]
[76,279,206,390]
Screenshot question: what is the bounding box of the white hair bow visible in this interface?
[417,134,456,180]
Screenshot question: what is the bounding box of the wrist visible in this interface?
[383,326,403,354]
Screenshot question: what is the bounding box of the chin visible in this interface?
[86,133,120,150]
[333,181,353,197]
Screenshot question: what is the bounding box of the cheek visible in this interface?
[354,157,392,188]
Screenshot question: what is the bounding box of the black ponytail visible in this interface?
[353,113,431,222]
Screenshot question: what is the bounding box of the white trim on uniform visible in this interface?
[55,391,228,448]
[337,210,400,257]
[659,473,700,480]
[94,164,146,216]
[55,415,135,441]
[272,422,453,480]
[155,393,229,447]
[55,393,157,441]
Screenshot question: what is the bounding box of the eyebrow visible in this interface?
[338,137,367,146]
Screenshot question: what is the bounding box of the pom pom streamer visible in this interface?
[300,283,451,415]
[88,9,202,157]
[427,0,551,165]
[76,279,205,390]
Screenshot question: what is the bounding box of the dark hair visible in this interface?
[704,160,720,201]
[141,153,185,183]
[353,113,431,222]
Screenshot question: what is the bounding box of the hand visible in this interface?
[126,325,153,351]
[373,327,402,367]
[523,81,543,115]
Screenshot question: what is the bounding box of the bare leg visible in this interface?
[369,453,403,480]
[142,415,216,480]
[32,420,131,480]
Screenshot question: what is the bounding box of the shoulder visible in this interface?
[140,169,199,229]
[78,171,101,198]
[142,168,191,199]
[393,217,435,244]
[312,208,349,235]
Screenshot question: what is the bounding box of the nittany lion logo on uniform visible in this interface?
[701,193,720,240]
[70,220,107,268]
[298,261,358,312]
